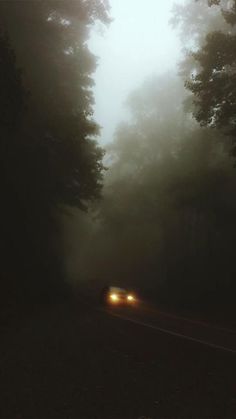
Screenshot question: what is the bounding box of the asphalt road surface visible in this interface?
[1,299,236,419]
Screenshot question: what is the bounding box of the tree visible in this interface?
[0,0,110,209]
[186,31,236,135]
[0,1,110,303]
[174,1,236,148]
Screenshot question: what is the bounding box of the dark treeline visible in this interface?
[0,1,110,310]
[2,0,236,314]
[64,0,236,311]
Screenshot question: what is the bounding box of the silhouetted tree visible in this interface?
[0,1,110,305]
[174,1,236,148]
[186,30,236,137]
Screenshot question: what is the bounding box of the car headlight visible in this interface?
[127,295,134,301]
[110,293,118,301]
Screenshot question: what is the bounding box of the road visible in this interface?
[1,299,236,419]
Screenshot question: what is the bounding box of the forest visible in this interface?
[1,0,236,316]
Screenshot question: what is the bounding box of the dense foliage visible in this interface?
[0,1,110,305]
[174,1,236,142]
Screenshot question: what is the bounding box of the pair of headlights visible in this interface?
[109,293,134,302]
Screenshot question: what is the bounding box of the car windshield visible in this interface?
[110,287,126,294]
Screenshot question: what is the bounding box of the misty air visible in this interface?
[1,1,236,418]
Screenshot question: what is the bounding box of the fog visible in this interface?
[1,0,236,313]
[89,0,183,144]
[62,0,236,309]
[2,3,236,416]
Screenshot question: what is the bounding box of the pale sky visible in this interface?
[88,0,183,144]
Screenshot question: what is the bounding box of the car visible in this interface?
[100,286,136,306]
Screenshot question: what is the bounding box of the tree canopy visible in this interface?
[0,0,111,210]
[175,0,236,148]
[0,1,110,304]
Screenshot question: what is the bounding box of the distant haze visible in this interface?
[89,0,183,144]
